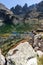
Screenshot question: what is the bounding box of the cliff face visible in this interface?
[0,3,15,26]
[0,3,21,27]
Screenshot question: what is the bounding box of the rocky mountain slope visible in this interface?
[0,3,22,33]
[0,1,43,33]
[0,3,21,26]
[10,1,43,29]
[0,1,43,25]
[11,1,43,18]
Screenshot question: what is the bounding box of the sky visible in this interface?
[0,0,42,9]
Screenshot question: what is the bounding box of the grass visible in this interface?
[1,38,23,56]
[0,20,40,34]
[0,24,15,34]
[42,36,43,39]
[15,22,39,32]
[37,56,43,65]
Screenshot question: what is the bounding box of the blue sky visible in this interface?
[0,0,42,9]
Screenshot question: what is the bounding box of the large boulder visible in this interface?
[6,42,37,65]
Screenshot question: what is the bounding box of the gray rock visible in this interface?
[6,42,36,65]
[34,34,42,47]
[0,49,5,65]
